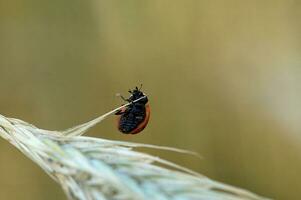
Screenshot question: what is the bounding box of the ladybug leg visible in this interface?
[120,95,127,101]
[116,93,131,103]
[115,110,125,115]
[117,93,130,102]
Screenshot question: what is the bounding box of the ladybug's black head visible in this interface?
[128,86,148,104]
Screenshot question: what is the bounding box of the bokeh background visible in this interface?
[0,1,301,199]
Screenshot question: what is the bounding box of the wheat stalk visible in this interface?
[0,103,270,200]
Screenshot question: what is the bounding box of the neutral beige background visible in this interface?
[0,1,301,199]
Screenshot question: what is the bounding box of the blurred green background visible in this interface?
[0,0,301,199]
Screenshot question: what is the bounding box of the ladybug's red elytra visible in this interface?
[115,86,150,134]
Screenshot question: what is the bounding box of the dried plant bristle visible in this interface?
[0,104,271,200]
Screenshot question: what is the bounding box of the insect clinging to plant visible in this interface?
[115,85,150,134]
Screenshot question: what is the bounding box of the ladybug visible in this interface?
[115,86,150,134]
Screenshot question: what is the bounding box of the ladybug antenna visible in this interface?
[139,84,143,90]
[134,84,143,91]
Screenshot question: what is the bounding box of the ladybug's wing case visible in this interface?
[117,104,150,134]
